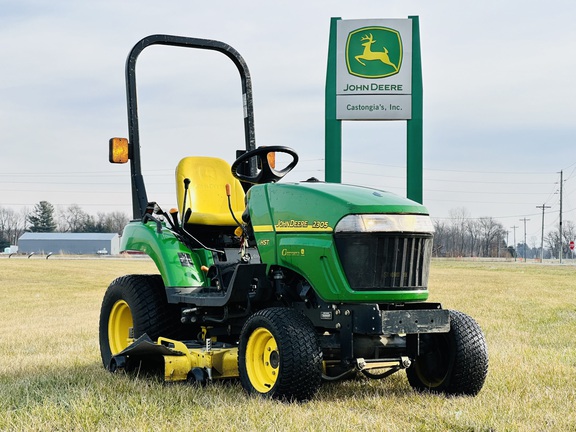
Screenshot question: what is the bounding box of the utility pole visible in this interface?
[510,225,518,262]
[536,204,551,261]
[559,170,563,264]
[519,218,530,261]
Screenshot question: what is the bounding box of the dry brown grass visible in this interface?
[0,257,575,431]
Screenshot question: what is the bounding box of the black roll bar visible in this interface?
[124,34,257,219]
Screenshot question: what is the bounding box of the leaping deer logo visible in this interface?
[355,33,398,72]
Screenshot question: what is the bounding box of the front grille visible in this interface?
[334,233,433,291]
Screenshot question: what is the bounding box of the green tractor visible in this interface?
[99,34,488,401]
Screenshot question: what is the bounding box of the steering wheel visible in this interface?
[231,146,299,184]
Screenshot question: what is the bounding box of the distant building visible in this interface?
[18,233,120,255]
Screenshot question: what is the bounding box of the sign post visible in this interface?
[325,16,423,203]
[325,17,342,183]
[406,16,423,204]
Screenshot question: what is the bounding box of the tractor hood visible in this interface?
[247,181,428,233]
[246,181,432,303]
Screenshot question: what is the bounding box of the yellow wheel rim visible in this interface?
[108,300,133,355]
[245,327,279,393]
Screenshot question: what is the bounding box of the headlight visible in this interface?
[334,214,434,233]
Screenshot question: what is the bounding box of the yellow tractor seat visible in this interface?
[175,156,245,226]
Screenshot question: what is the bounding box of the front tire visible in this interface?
[406,310,488,396]
[98,274,180,369]
[238,308,322,402]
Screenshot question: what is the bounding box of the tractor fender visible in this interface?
[120,221,209,288]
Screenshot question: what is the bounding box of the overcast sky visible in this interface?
[1,0,575,245]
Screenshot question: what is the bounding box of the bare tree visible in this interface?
[432,219,447,257]
[0,206,27,247]
[562,220,576,242]
[448,207,470,257]
[545,231,558,258]
[561,220,576,258]
[466,219,481,257]
[478,217,505,257]
[58,204,91,232]
[104,211,130,235]
[57,205,130,234]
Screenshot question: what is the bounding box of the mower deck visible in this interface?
[110,334,239,383]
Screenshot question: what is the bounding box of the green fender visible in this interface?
[120,221,210,288]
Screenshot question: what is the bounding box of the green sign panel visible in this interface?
[345,27,403,79]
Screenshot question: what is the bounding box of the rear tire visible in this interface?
[238,308,322,402]
[406,310,488,396]
[98,274,180,369]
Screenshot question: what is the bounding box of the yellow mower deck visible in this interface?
[111,333,413,385]
[162,337,238,381]
[110,333,239,382]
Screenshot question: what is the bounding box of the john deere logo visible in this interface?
[346,26,403,79]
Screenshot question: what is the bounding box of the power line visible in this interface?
[343,159,559,175]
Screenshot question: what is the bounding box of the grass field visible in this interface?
[0,257,575,431]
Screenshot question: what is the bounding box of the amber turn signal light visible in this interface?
[109,137,129,164]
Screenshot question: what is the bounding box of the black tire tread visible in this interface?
[407,309,488,396]
[445,310,489,395]
[98,274,180,368]
[238,307,322,402]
